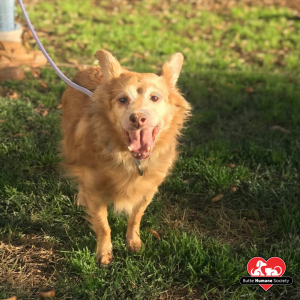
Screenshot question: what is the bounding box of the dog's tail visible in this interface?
[72,67,104,93]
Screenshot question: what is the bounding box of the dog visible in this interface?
[251,260,267,276]
[60,49,191,265]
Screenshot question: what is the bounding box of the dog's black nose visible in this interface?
[129,113,147,128]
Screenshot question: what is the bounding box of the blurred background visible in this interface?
[14,1,300,69]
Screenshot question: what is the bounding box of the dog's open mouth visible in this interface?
[123,124,160,160]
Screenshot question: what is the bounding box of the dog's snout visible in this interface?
[129,113,147,128]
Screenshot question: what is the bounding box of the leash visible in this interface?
[17,0,93,98]
[18,0,145,176]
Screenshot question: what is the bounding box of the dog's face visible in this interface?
[97,50,184,160]
[109,74,173,160]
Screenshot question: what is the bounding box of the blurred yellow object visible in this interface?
[39,290,55,298]
[0,295,17,300]
[212,194,224,202]
[0,25,47,81]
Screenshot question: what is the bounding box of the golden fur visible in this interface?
[60,50,191,264]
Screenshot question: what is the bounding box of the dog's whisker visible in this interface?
[109,88,124,92]
[116,79,126,89]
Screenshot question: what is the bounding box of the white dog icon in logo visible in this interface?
[250,259,283,276]
[251,260,267,276]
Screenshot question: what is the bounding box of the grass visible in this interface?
[1,0,300,299]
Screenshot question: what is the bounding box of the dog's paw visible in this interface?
[97,251,113,266]
[96,243,113,266]
[126,238,144,252]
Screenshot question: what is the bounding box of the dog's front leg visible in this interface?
[126,192,155,252]
[83,191,113,265]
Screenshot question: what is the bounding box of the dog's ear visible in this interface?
[96,50,122,81]
[161,52,184,87]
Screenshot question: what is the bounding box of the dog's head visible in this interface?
[95,50,189,160]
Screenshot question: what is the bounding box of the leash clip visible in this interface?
[134,160,143,176]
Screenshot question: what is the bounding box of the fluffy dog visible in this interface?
[61,50,191,265]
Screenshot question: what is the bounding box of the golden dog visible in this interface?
[61,50,191,265]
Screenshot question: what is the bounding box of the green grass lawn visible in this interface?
[1,0,300,299]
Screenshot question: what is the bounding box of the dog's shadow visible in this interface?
[1,68,299,253]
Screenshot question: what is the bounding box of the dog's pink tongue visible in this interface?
[130,128,153,153]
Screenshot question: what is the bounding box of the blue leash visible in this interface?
[17,0,93,98]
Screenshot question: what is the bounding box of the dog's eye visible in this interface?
[150,95,159,102]
[119,97,128,104]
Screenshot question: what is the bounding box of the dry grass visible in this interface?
[92,0,300,15]
[0,235,57,298]
[162,200,271,250]
[157,286,204,300]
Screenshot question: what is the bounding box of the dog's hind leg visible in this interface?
[81,190,112,265]
[126,192,155,252]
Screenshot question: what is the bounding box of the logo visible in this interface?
[239,257,293,291]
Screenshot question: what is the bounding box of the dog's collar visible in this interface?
[107,143,143,176]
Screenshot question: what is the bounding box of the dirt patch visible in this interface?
[0,235,57,298]
[158,287,203,300]
[162,199,268,250]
